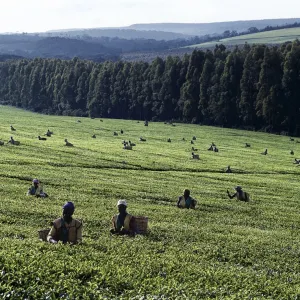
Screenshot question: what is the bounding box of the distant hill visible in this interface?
[0,54,24,62]
[0,35,120,61]
[44,28,191,41]
[0,34,197,62]
[188,27,300,48]
[128,19,300,36]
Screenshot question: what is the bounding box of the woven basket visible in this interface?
[38,229,50,241]
[135,216,148,234]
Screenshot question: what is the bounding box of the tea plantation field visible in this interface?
[0,106,300,299]
[188,27,300,48]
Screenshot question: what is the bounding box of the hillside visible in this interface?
[128,18,300,36]
[0,35,119,61]
[45,28,191,41]
[0,35,194,62]
[188,27,300,48]
[0,106,300,298]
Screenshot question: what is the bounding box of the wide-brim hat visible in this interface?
[117,199,127,207]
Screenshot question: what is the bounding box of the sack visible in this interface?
[244,192,250,202]
[135,216,148,234]
[38,229,50,241]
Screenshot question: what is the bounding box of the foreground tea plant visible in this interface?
[0,106,300,298]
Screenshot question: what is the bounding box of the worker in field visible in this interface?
[177,189,197,209]
[225,166,232,173]
[110,200,136,236]
[27,179,48,198]
[227,186,250,202]
[47,201,82,244]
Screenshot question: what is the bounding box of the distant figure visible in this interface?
[192,152,199,159]
[45,129,53,137]
[65,139,73,147]
[213,146,219,152]
[121,129,124,134]
[227,186,250,202]
[123,144,132,150]
[140,137,146,142]
[290,137,295,141]
[100,119,103,122]
[191,140,194,144]
[47,202,82,244]
[111,200,136,236]
[167,138,171,143]
[262,149,268,155]
[182,138,185,141]
[294,159,300,164]
[225,166,232,173]
[77,120,81,123]
[27,179,48,198]
[192,136,196,141]
[129,141,136,146]
[0,141,4,146]
[114,131,118,136]
[38,136,47,141]
[10,125,16,131]
[92,134,96,138]
[290,150,294,155]
[245,143,251,148]
[144,120,148,127]
[208,144,213,151]
[177,189,197,209]
[192,147,198,151]
[8,136,20,145]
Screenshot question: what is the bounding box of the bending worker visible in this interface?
[47,201,82,244]
[111,200,136,236]
[177,189,197,209]
[27,179,48,198]
[227,186,250,202]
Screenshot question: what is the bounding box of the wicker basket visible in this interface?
[135,216,148,234]
[38,229,50,241]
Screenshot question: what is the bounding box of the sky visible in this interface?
[1,0,300,33]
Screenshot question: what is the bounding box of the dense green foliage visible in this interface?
[1,41,300,135]
[0,106,300,298]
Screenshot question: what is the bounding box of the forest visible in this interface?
[1,40,300,135]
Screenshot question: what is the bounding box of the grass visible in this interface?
[0,105,300,298]
[188,27,300,48]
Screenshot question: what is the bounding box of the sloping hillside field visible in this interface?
[190,27,300,48]
[0,106,300,298]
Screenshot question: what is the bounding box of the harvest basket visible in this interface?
[135,216,148,234]
[38,228,50,241]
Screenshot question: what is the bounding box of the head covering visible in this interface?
[63,201,75,215]
[183,189,190,197]
[235,186,242,191]
[117,199,127,207]
[32,178,39,184]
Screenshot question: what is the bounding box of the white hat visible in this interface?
[117,199,127,207]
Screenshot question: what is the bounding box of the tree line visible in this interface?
[1,41,300,135]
